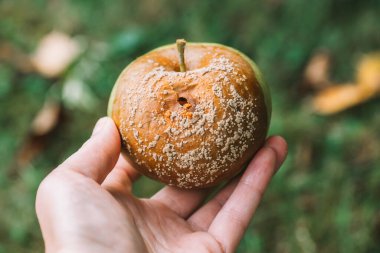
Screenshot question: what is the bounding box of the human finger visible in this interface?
[187,178,239,231]
[102,154,141,193]
[59,117,121,184]
[188,136,287,231]
[151,186,210,218]
[208,136,287,252]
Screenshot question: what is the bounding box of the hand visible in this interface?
[36,117,287,253]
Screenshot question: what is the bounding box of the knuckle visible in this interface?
[36,172,55,198]
[36,168,73,204]
[35,171,57,213]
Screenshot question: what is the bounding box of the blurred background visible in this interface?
[1,0,380,252]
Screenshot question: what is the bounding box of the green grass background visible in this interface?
[1,0,380,252]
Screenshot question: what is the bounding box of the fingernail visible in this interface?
[92,117,108,136]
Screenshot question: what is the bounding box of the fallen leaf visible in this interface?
[8,100,64,176]
[0,41,34,73]
[31,31,81,78]
[11,135,49,174]
[31,100,61,136]
[356,52,380,93]
[312,84,375,115]
[303,51,331,90]
[294,139,313,170]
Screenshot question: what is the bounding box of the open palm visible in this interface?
[36,118,287,253]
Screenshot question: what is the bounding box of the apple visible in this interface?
[108,39,271,189]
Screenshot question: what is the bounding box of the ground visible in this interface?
[0,0,379,252]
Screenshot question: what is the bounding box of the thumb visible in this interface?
[61,117,121,183]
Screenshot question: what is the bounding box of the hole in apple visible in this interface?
[177,97,188,106]
[174,65,181,72]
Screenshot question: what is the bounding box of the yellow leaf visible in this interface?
[312,84,375,115]
[356,52,380,93]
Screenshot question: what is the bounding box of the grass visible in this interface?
[0,0,379,252]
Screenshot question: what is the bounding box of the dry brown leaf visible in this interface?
[31,31,81,78]
[303,51,331,90]
[11,135,48,173]
[0,42,34,73]
[9,100,63,175]
[356,52,380,93]
[312,84,375,115]
[31,100,61,136]
[294,139,313,170]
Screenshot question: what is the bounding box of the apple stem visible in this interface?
[176,39,187,72]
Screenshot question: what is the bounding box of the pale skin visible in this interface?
[36,117,287,253]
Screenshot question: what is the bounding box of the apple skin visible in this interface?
[109,43,271,121]
[108,42,271,189]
